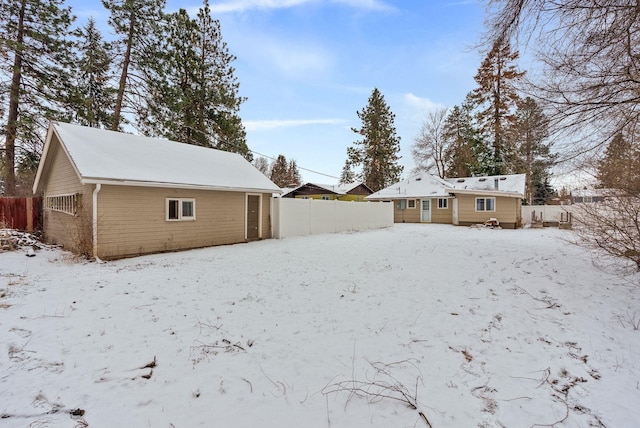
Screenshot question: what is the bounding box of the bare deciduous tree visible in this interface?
[573,196,640,271]
[485,1,640,151]
[412,107,449,178]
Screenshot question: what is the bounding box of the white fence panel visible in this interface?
[271,198,393,239]
[521,205,577,225]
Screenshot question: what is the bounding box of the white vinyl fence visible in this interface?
[521,205,578,226]
[271,198,394,239]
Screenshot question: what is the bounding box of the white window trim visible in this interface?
[166,198,196,221]
[45,193,81,216]
[437,198,448,209]
[475,197,496,212]
[407,199,416,209]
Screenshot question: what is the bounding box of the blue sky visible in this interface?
[69,0,486,183]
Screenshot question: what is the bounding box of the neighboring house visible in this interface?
[366,173,526,229]
[33,122,281,260]
[281,182,373,201]
[571,188,609,204]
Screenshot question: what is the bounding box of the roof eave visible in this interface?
[81,178,282,194]
[446,188,524,198]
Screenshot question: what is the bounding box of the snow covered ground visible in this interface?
[1,224,639,428]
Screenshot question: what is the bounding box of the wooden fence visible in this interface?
[0,197,42,232]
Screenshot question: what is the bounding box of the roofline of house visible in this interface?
[445,188,524,198]
[80,177,282,194]
[366,193,453,200]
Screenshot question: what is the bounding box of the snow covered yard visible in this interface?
[1,224,639,428]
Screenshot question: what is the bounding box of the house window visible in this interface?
[321,196,331,200]
[397,199,407,209]
[583,196,592,203]
[476,197,495,212]
[166,198,196,221]
[407,199,416,209]
[438,198,448,209]
[45,193,81,215]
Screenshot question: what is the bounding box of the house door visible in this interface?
[421,199,431,222]
[247,195,260,240]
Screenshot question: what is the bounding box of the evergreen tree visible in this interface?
[141,0,250,159]
[102,0,165,130]
[347,88,403,192]
[532,175,556,205]
[287,159,301,187]
[0,0,76,195]
[442,100,487,177]
[470,40,524,175]
[71,18,115,128]
[512,97,556,203]
[596,132,640,194]
[339,161,356,184]
[270,155,290,188]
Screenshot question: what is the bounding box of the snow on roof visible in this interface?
[36,122,280,193]
[365,173,453,200]
[311,182,366,194]
[445,174,526,195]
[572,188,610,198]
[282,182,368,196]
[366,173,526,200]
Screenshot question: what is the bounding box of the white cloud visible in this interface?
[331,0,396,12]
[403,92,444,114]
[208,0,394,13]
[245,118,347,131]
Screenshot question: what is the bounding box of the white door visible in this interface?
[421,199,431,222]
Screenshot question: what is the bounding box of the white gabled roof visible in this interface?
[365,173,452,200]
[366,173,526,200]
[444,174,526,196]
[34,122,281,193]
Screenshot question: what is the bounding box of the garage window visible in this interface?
[166,198,196,221]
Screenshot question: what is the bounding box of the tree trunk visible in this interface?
[112,12,136,130]
[4,0,26,196]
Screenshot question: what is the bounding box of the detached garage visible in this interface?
[33,122,281,260]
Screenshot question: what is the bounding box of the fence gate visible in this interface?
[0,197,42,232]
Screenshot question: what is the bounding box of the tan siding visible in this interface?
[392,199,420,223]
[96,186,267,259]
[456,194,520,228]
[41,136,93,253]
[430,198,453,224]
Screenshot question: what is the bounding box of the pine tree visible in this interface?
[0,0,76,195]
[287,159,301,187]
[102,0,165,130]
[339,161,356,184]
[470,40,524,175]
[596,132,640,194]
[347,88,403,191]
[512,97,556,203]
[270,155,290,188]
[532,176,556,205]
[442,100,487,178]
[71,18,115,128]
[141,0,250,159]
